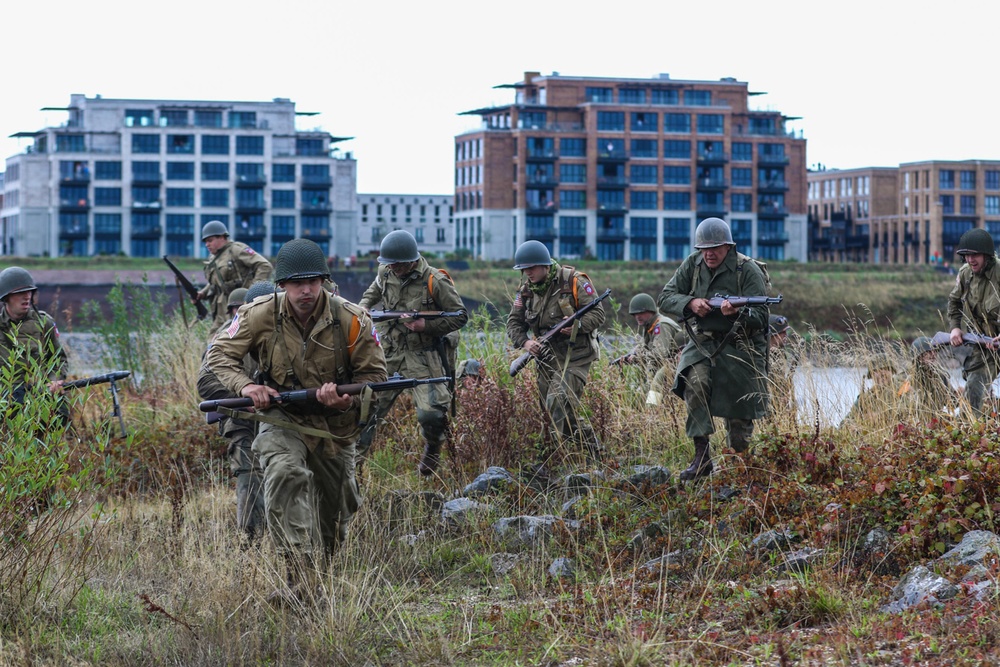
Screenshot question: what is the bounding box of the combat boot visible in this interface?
[417,438,442,476]
[679,436,713,481]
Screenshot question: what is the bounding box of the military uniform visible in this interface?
[205,289,386,559]
[659,249,769,455]
[201,241,273,336]
[507,262,606,455]
[357,256,468,469]
[947,257,1000,418]
[0,306,68,408]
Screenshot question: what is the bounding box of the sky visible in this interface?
[4,0,999,194]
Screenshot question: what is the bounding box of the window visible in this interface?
[165,214,194,236]
[598,138,625,157]
[585,87,613,103]
[651,89,679,105]
[940,194,955,214]
[59,185,87,207]
[939,170,955,189]
[132,161,160,180]
[236,162,265,182]
[202,188,229,207]
[631,191,657,210]
[663,140,691,159]
[619,88,646,104]
[597,190,625,210]
[161,109,188,127]
[166,238,193,257]
[697,114,724,134]
[986,171,1000,190]
[732,142,753,162]
[94,213,122,234]
[167,161,195,180]
[201,162,229,181]
[132,185,160,206]
[95,238,122,254]
[168,135,194,154]
[236,188,264,209]
[758,143,786,159]
[663,191,691,210]
[297,138,324,156]
[166,188,194,207]
[986,196,1000,216]
[631,217,657,238]
[597,112,625,131]
[229,111,256,129]
[56,134,85,152]
[731,168,753,187]
[201,214,229,230]
[630,165,658,184]
[684,90,712,106]
[132,134,160,154]
[560,138,585,157]
[131,239,160,257]
[960,170,976,190]
[272,190,296,209]
[631,139,657,158]
[201,135,229,155]
[131,212,160,235]
[560,216,586,237]
[236,136,264,155]
[749,117,776,135]
[663,113,691,133]
[520,111,546,128]
[630,112,657,132]
[272,215,296,238]
[302,164,330,183]
[273,163,296,182]
[528,163,554,184]
[125,109,154,127]
[95,161,122,180]
[663,166,690,185]
[732,193,753,212]
[94,187,122,206]
[559,190,587,208]
[961,195,977,214]
[560,164,586,184]
[195,110,222,127]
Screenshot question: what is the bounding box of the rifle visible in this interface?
[930,331,996,348]
[63,370,131,438]
[163,255,210,320]
[198,373,451,413]
[509,288,612,377]
[705,294,783,309]
[369,310,465,323]
[610,353,633,367]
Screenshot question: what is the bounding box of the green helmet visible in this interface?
[0,267,38,301]
[911,336,935,357]
[457,358,482,378]
[378,230,420,265]
[245,280,278,303]
[957,228,995,256]
[201,220,229,240]
[512,240,553,270]
[768,314,790,336]
[694,217,735,249]
[274,239,330,283]
[628,293,657,315]
[227,288,249,309]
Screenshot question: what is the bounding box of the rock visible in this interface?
[490,552,521,575]
[463,467,516,497]
[626,465,671,488]
[547,557,576,580]
[493,515,580,547]
[881,565,959,613]
[938,530,1000,567]
[441,497,489,527]
[752,527,799,553]
[778,547,825,574]
[561,495,584,519]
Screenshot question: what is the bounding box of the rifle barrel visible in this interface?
[197,376,451,412]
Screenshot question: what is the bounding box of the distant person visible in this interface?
[617,293,684,406]
[946,228,1000,419]
[844,354,904,427]
[901,336,954,419]
[766,314,799,426]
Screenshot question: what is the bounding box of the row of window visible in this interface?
[63,160,330,182]
[595,112,727,134]
[65,237,333,259]
[525,164,785,186]
[59,212,330,237]
[71,186,328,209]
[523,137,785,161]
[124,108,259,129]
[54,133,326,156]
[525,191,784,211]
[584,87,713,106]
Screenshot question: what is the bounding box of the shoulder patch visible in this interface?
[372,328,381,346]
[225,315,240,338]
[653,324,660,335]
[244,246,256,254]
[581,280,594,296]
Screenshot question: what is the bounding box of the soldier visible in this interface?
[901,336,954,418]
[843,354,904,427]
[619,292,684,406]
[194,220,273,337]
[197,286,266,542]
[0,267,68,416]
[658,217,769,480]
[357,230,468,476]
[506,240,606,460]
[767,314,799,426]
[205,239,386,603]
[947,227,1000,419]
[456,358,483,390]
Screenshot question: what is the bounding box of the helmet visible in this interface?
[273,239,330,283]
[957,228,995,256]
[245,280,278,303]
[0,267,38,301]
[768,314,790,336]
[377,230,420,265]
[911,336,935,357]
[201,220,229,240]
[694,217,735,249]
[628,293,657,315]
[227,288,249,309]
[457,359,482,378]
[512,240,553,270]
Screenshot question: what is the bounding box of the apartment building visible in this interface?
[807,160,1000,265]
[454,71,808,262]
[357,194,454,259]
[1,95,357,259]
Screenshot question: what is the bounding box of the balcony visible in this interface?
[696,204,729,218]
[236,174,267,185]
[696,177,728,191]
[302,227,331,240]
[757,154,790,167]
[301,174,333,186]
[811,237,832,251]
[596,148,629,162]
[758,232,790,245]
[131,199,161,210]
[61,169,91,185]
[301,200,332,213]
[525,149,557,162]
[758,179,788,192]
[525,226,557,241]
[59,223,90,239]
[132,171,162,185]
[597,176,628,188]
[758,205,788,218]
[696,149,728,165]
[526,201,558,214]
[236,200,267,214]
[59,197,90,211]
[525,175,558,188]
[597,202,628,215]
[597,227,629,241]
[236,225,267,239]
[131,226,162,239]
[846,233,870,248]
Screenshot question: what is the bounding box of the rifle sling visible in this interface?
[217,406,338,441]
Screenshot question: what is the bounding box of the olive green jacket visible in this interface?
[658,250,769,420]
[202,241,273,329]
[0,306,68,386]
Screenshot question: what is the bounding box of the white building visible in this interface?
[356,193,454,259]
[1,94,358,259]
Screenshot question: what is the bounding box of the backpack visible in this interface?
[736,252,772,296]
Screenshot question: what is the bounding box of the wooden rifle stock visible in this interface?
[163,255,210,320]
[509,288,612,377]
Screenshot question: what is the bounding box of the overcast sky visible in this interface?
[4,0,998,194]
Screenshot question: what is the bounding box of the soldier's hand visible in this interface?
[720,299,740,317]
[401,317,426,332]
[949,328,964,347]
[241,383,279,409]
[316,383,352,410]
[525,339,544,357]
[48,379,64,392]
[688,298,712,318]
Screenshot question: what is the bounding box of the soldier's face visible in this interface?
[388,261,416,278]
[281,278,323,319]
[4,290,34,321]
[204,235,228,255]
[700,244,730,269]
[965,253,987,274]
[633,311,655,327]
[522,265,549,284]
